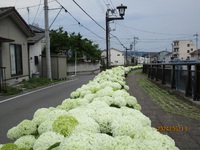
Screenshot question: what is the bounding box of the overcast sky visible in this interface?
[1,0,200,52]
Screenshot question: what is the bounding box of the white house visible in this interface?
[190,49,200,62]
[101,48,124,66]
[28,25,45,77]
[172,40,196,61]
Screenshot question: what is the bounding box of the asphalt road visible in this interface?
[0,75,95,144]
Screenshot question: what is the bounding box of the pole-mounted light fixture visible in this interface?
[106,4,127,69]
[116,4,127,18]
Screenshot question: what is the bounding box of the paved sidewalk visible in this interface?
[126,70,200,150]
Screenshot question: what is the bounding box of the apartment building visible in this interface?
[172,40,196,61]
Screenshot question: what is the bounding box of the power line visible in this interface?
[118,23,193,36]
[72,0,126,49]
[32,0,42,24]
[17,0,55,10]
[55,0,105,40]
[72,0,106,31]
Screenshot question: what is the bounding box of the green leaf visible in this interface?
[47,142,61,150]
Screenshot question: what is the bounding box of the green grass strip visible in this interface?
[136,72,200,121]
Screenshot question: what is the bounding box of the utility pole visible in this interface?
[27,7,30,24]
[194,33,199,62]
[44,0,52,79]
[194,33,198,50]
[133,36,139,64]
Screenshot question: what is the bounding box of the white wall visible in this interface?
[67,62,100,75]
[29,40,43,77]
[101,48,124,66]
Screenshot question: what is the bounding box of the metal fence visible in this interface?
[0,67,6,92]
[143,63,200,101]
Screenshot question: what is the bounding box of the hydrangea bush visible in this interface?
[1,65,179,150]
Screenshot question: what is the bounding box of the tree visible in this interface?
[50,27,70,54]
[48,28,101,62]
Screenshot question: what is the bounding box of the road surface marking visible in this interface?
[0,78,78,104]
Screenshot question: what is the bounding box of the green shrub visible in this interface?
[0,86,22,96]
[21,78,55,89]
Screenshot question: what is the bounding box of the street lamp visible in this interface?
[106,4,127,68]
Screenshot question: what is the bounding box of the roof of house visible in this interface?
[28,25,45,44]
[0,7,34,37]
[29,24,45,33]
[190,49,200,55]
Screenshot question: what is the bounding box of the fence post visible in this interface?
[193,64,200,101]
[162,64,166,84]
[155,65,158,81]
[185,64,192,97]
[171,64,176,89]
[148,65,151,78]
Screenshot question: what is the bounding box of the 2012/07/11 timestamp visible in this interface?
[156,126,188,132]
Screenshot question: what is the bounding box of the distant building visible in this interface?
[190,49,200,62]
[101,48,124,66]
[164,52,172,63]
[172,40,196,61]
[156,51,171,63]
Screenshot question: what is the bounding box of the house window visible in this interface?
[191,48,193,51]
[187,50,190,53]
[117,54,120,56]
[187,44,190,47]
[10,44,23,76]
[115,61,118,63]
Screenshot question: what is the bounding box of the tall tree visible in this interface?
[49,28,101,62]
[50,27,70,54]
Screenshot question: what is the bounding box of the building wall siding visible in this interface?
[0,17,29,84]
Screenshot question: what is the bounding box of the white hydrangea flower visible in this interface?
[96,87,114,97]
[57,98,77,111]
[14,135,36,149]
[86,101,109,111]
[32,108,51,126]
[68,107,96,118]
[79,90,92,98]
[33,131,64,150]
[112,90,130,99]
[93,107,122,133]
[93,96,114,106]
[111,116,143,137]
[59,132,114,150]
[45,109,68,121]
[84,93,96,102]
[7,120,37,140]
[70,91,80,98]
[133,127,179,150]
[58,131,95,150]
[125,96,138,108]
[120,107,151,127]
[112,96,127,108]
[38,120,54,135]
[112,136,138,150]
[72,115,100,134]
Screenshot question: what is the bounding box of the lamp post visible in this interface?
[125,43,133,66]
[106,4,127,68]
